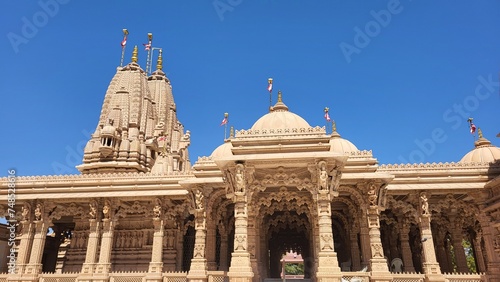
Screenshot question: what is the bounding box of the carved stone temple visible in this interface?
[2,46,500,282]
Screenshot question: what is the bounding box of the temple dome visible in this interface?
[211,141,233,159]
[250,92,310,131]
[329,130,358,153]
[460,135,500,163]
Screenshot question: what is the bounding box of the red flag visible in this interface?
[121,36,127,48]
[267,78,273,93]
[324,111,331,122]
[220,117,228,126]
[470,122,476,134]
[143,42,151,51]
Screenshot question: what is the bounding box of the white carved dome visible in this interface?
[250,95,310,131]
[460,136,500,163]
[211,141,233,159]
[329,131,358,153]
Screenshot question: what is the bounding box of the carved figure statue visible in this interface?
[153,198,162,218]
[34,203,43,221]
[368,183,378,206]
[89,201,97,219]
[21,202,30,221]
[318,162,329,191]
[195,190,204,210]
[420,192,429,215]
[235,164,245,193]
[103,200,111,219]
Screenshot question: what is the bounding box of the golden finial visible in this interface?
[230,126,234,138]
[156,49,163,70]
[277,90,282,103]
[132,45,138,63]
[324,107,329,113]
[148,33,153,41]
[478,128,483,138]
[123,29,129,36]
[332,120,337,132]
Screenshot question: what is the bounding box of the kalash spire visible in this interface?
[77,37,190,174]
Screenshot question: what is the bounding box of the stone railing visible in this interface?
[443,272,485,282]
[391,272,425,282]
[207,271,228,282]
[341,271,370,282]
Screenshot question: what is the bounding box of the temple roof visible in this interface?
[460,132,500,163]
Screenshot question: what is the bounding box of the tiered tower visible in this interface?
[77,46,190,174]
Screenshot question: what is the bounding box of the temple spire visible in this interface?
[132,45,138,63]
[277,90,282,103]
[156,49,163,71]
[478,128,483,139]
[332,120,337,133]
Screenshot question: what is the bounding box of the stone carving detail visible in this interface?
[153,198,162,219]
[371,243,384,258]
[320,234,333,250]
[34,203,43,221]
[367,183,378,206]
[235,235,246,250]
[103,200,111,219]
[420,192,430,216]
[235,163,246,194]
[22,202,31,221]
[318,161,329,192]
[194,189,204,211]
[89,201,97,219]
[194,244,204,258]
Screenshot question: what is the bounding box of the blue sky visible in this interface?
[1,0,499,176]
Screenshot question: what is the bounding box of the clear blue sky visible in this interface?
[1,0,499,176]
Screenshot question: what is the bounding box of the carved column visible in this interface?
[247,209,260,282]
[434,224,450,273]
[477,212,500,279]
[81,219,101,274]
[359,214,371,269]
[227,195,253,282]
[349,229,361,271]
[94,200,116,278]
[472,230,486,273]
[399,217,415,272]
[24,203,48,276]
[188,189,208,282]
[450,217,468,273]
[206,221,217,270]
[14,219,34,275]
[146,213,165,282]
[366,207,389,274]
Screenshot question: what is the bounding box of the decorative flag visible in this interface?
[470,122,476,134]
[267,78,273,93]
[143,42,151,51]
[220,113,229,126]
[121,37,127,48]
[324,107,331,122]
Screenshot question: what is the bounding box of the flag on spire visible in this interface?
[121,29,129,48]
[267,78,273,93]
[324,107,331,122]
[143,42,151,51]
[468,117,476,134]
[220,113,229,126]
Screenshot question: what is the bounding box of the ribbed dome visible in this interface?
[460,136,500,163]
[211,141,233,159]
[251,92,310,131]
[329,131,358,153]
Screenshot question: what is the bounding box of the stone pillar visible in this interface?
[419,215,444,281]
[359,216,371,269]
[349,230,361,271]
[247,211,260,282]
[188,189,208,282]
[366,207,391,281]
[399,218,415,272]
[81,219,101,274]
[227,194,253,282]
[14,220,34,275]
[206,222,217,270]
[434,225,450,273]
[146,217,165,282]
[94,218,116,276]
[24,203,49,276]
[477,212,500,280]
[472,230,486,273]
[315,191,342,282]
[220,232,229,271]
[450,218,468,273]
[176,224,184,271]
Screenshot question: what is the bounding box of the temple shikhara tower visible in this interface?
[1,38,500,282]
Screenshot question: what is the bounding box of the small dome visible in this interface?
[460,136,500,163]
[211,141,233,159]
[101,125,116,136]
[329,131,358,153]
[250,92,310,131]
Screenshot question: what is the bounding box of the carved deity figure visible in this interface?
[103,200,111,219]
[235,235,246,250]
[153,198,162,218]
[321,234,333,250]
[420,192,430,215]
[89,201,97,219]
[318,162,329,191]
[235,164,246,193]
[21,202,31,221]
[368,183,378,206]
[34,203,43,221]
[372,243,384,258]
[195,190,204,211]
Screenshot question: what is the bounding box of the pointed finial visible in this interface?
[132,45,138,63]
[230,126,234,138]
[478,128,483,138]
[156,49,163,70]
[277,90,282,103]
[332,120,337,132]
